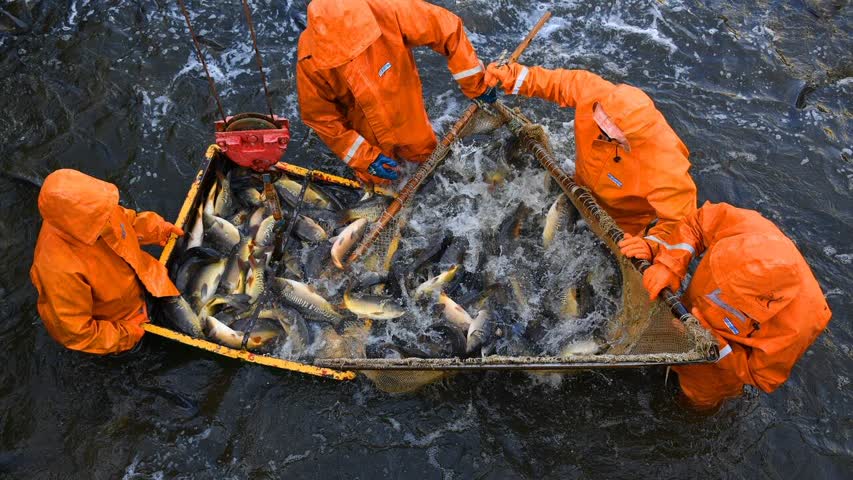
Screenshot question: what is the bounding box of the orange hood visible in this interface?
[305,0,381,69]
[599,84,665,148]
[38,169,119,246]
[710,233,801,322]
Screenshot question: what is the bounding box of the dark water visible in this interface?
[1,0,850,477]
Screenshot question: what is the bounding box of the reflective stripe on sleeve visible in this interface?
[511,67,529,95]
[343,135,366,164]
[717,344,732,361]
[705,289,748,323]
[452,62,483,81]
[644,235,696,255]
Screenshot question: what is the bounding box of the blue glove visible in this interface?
[367,154,399,180]
[475,87,497,104]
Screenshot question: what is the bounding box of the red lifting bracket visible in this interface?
[214,112,291,171]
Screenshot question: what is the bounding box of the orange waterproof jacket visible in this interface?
[30,169,179,354]
[499,66,697,242]
[654,202,832,408]
[297,0,487,182]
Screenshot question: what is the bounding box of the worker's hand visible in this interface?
[618,234,653,260]
[485,62,525,94]
[474,87,497,104]
[367,154,399,181]
[159,222,184,246]
[642,263,681,301]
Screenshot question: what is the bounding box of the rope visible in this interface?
[176,0,228,124]
[241,0,277,124]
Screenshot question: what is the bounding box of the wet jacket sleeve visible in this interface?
[121,207,170,246]
[32,267,144,355]
[396,0,486,98]
[296,61,383,173]
[508,67,616,108]
[642,154,698,250]
[653,203,754,277]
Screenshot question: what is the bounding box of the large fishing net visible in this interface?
[314,104,717,393]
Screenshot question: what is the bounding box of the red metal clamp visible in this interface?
[214,113,291,171]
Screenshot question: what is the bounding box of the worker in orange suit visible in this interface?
[638,202,831,409]
[485,63,697,258]
[30,169,184,355]
[297,0,494,184]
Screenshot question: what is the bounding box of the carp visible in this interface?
[543,194,573,248]
[338,195,390,223]
[204,315,279,350]
[245,249,268,304]
[437,292,473,331]
[236,187,264,208]
[188,257,227,309]
[294,214,328,243]
[465,309,493,355]
[259,307,311,354]
[202,213,240,254]
[274,278,343,326]
[413,264,458,299]
[248,206,267,234]
[254,215,277,248]
[213,170,234,217]
[159,295,204,337]
[275,175,340,211]
[343,291,405,320]
[199,294,251,320]
[186,204,204,250]
[330,218,367,269]
[174,246,222,293]
[221,236,251,294]
[498,202,531,245]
